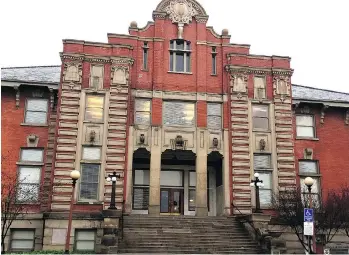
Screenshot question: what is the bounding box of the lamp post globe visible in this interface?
[254,172,260,178]
[304,177,314,187]
[70,170,80,180]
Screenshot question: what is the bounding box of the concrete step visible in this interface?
[117,247,259,254]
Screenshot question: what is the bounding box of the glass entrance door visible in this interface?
[160,189,183,215]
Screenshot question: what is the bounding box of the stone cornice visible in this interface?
[227,53,291,60]
[225,65,293,76]
[292,99,349,108]
[63,39,133,49]
[60,53,134,65]
[1,80,59,90]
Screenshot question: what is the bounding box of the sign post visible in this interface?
[304,208,314,253]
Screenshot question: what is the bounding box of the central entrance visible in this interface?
[160,189,183,214]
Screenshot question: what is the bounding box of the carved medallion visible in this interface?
[63,62,82,82]
[230,74,248,93]
[111,66,129,85]
[273,76,290,96]
[165,0,198,24]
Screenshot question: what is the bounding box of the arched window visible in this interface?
[169,40,191,73]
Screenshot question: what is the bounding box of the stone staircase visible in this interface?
[117,215,261,254]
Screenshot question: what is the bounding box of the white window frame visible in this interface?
[253,76,266,99]
[89,65,104,89]
[207,103,222,130]
[169,40,191,73]
[211,47,217,75]
[252,104,269,130]
[79,164,100,201]
[296,115,316,138]
[84,94,105,122]
[74,229,96,252]
[10,229,35,252]
[134,98,151,125]
[24,98,48,125]
[299,160,321,205]
[163,101,196,127]
[254,153,273,207]
[142,42,149,70]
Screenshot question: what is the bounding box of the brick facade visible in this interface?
[1,0,349,253]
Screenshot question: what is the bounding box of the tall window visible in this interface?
[211,47,217,75]
[296,115,315,138]
[254,76,266,99]
[79,164,100,200]
[10,229,35,252]
[90,65,104,89]
[135,99,151,125]
[254,154,273,206]
[207,103,222,129]
[163,101,195,126]
[24,99,48,124]
[252,105,269,130]
[299,160,320,205]
[189,171,196,211]
[85,95,104,122]
[142,42,149,70]
[169,40,191,73]
[75,230,96,252]
[17,149,43,202]
[133,170,150,210]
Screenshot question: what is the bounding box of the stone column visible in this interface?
[195,129,208,216]
[124,126,134,214]
[148,126,162,215]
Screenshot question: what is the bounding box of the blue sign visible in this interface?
[304,208,314,222]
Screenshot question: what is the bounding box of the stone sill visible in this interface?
[296,137,319,141]
[76,201,104,205]
[167,71,193,75]
[20,123,48,127]
[16,162,44,166]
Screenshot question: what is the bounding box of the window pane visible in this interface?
[254,155,271,169]
[11,240,33,250]
[297,115,313,126]
[189,172,196,187]
[189,189,195,211]
[25,111,47,124]
[163,101,195,126]
[82,147,101,161]
[258,172,272,189]
[207,116,222,129]
[135,99,151,112]
[176,41,184,50]
[160,171,183,187]
[176,53,184,72]
[86,96,104,108]
[91,66,103,77]
[133,187,149,209]
[135,112,150,125]
[186,54,191,72]
[134,170,150,185]
[19,167,41,183]
[253,105,268,117]
[143,50,148,69]
[207,104,221,116]
[170,40,174,49]
[21,149,43,162]
[85,108,103,122]
[76,241,95,251]
[185,41,191,50]
[296,126,314,137]
[17,184,39,202]
[27,99,48,111]
[80,164,99,200]
[212,55,216,74]
[170,52,174,71]
[299,161,318,174]
[260,190,272,206]
[253,117,269,130]
[76,231,95,240]
[12,230,34,239]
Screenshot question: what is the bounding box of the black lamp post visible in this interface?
[250,173,264,213]
[106,171,121,209]
[304,176,315,254]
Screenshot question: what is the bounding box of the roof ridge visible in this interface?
[292,84,349,95]
[1,65,61,69]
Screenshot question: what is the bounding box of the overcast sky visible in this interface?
[1,0,348,93]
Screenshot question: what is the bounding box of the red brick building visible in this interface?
[1,0,349,253]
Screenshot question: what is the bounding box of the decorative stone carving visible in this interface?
[230,73,248,93]
[259,139,266,151]
[165,0,198,25]
[27,134,39,147]
[304,148,313,160]
[346,110,349,125]
[273,76,290,96]
[212,138,219,149]
[171,135,187,150]
[14,86,20,108]
[89,130,96,143]
[320,105,329,124]
[32,89,44,98]
[139,134,145,145]
[111,66,129,85]
[63,62,82,82]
